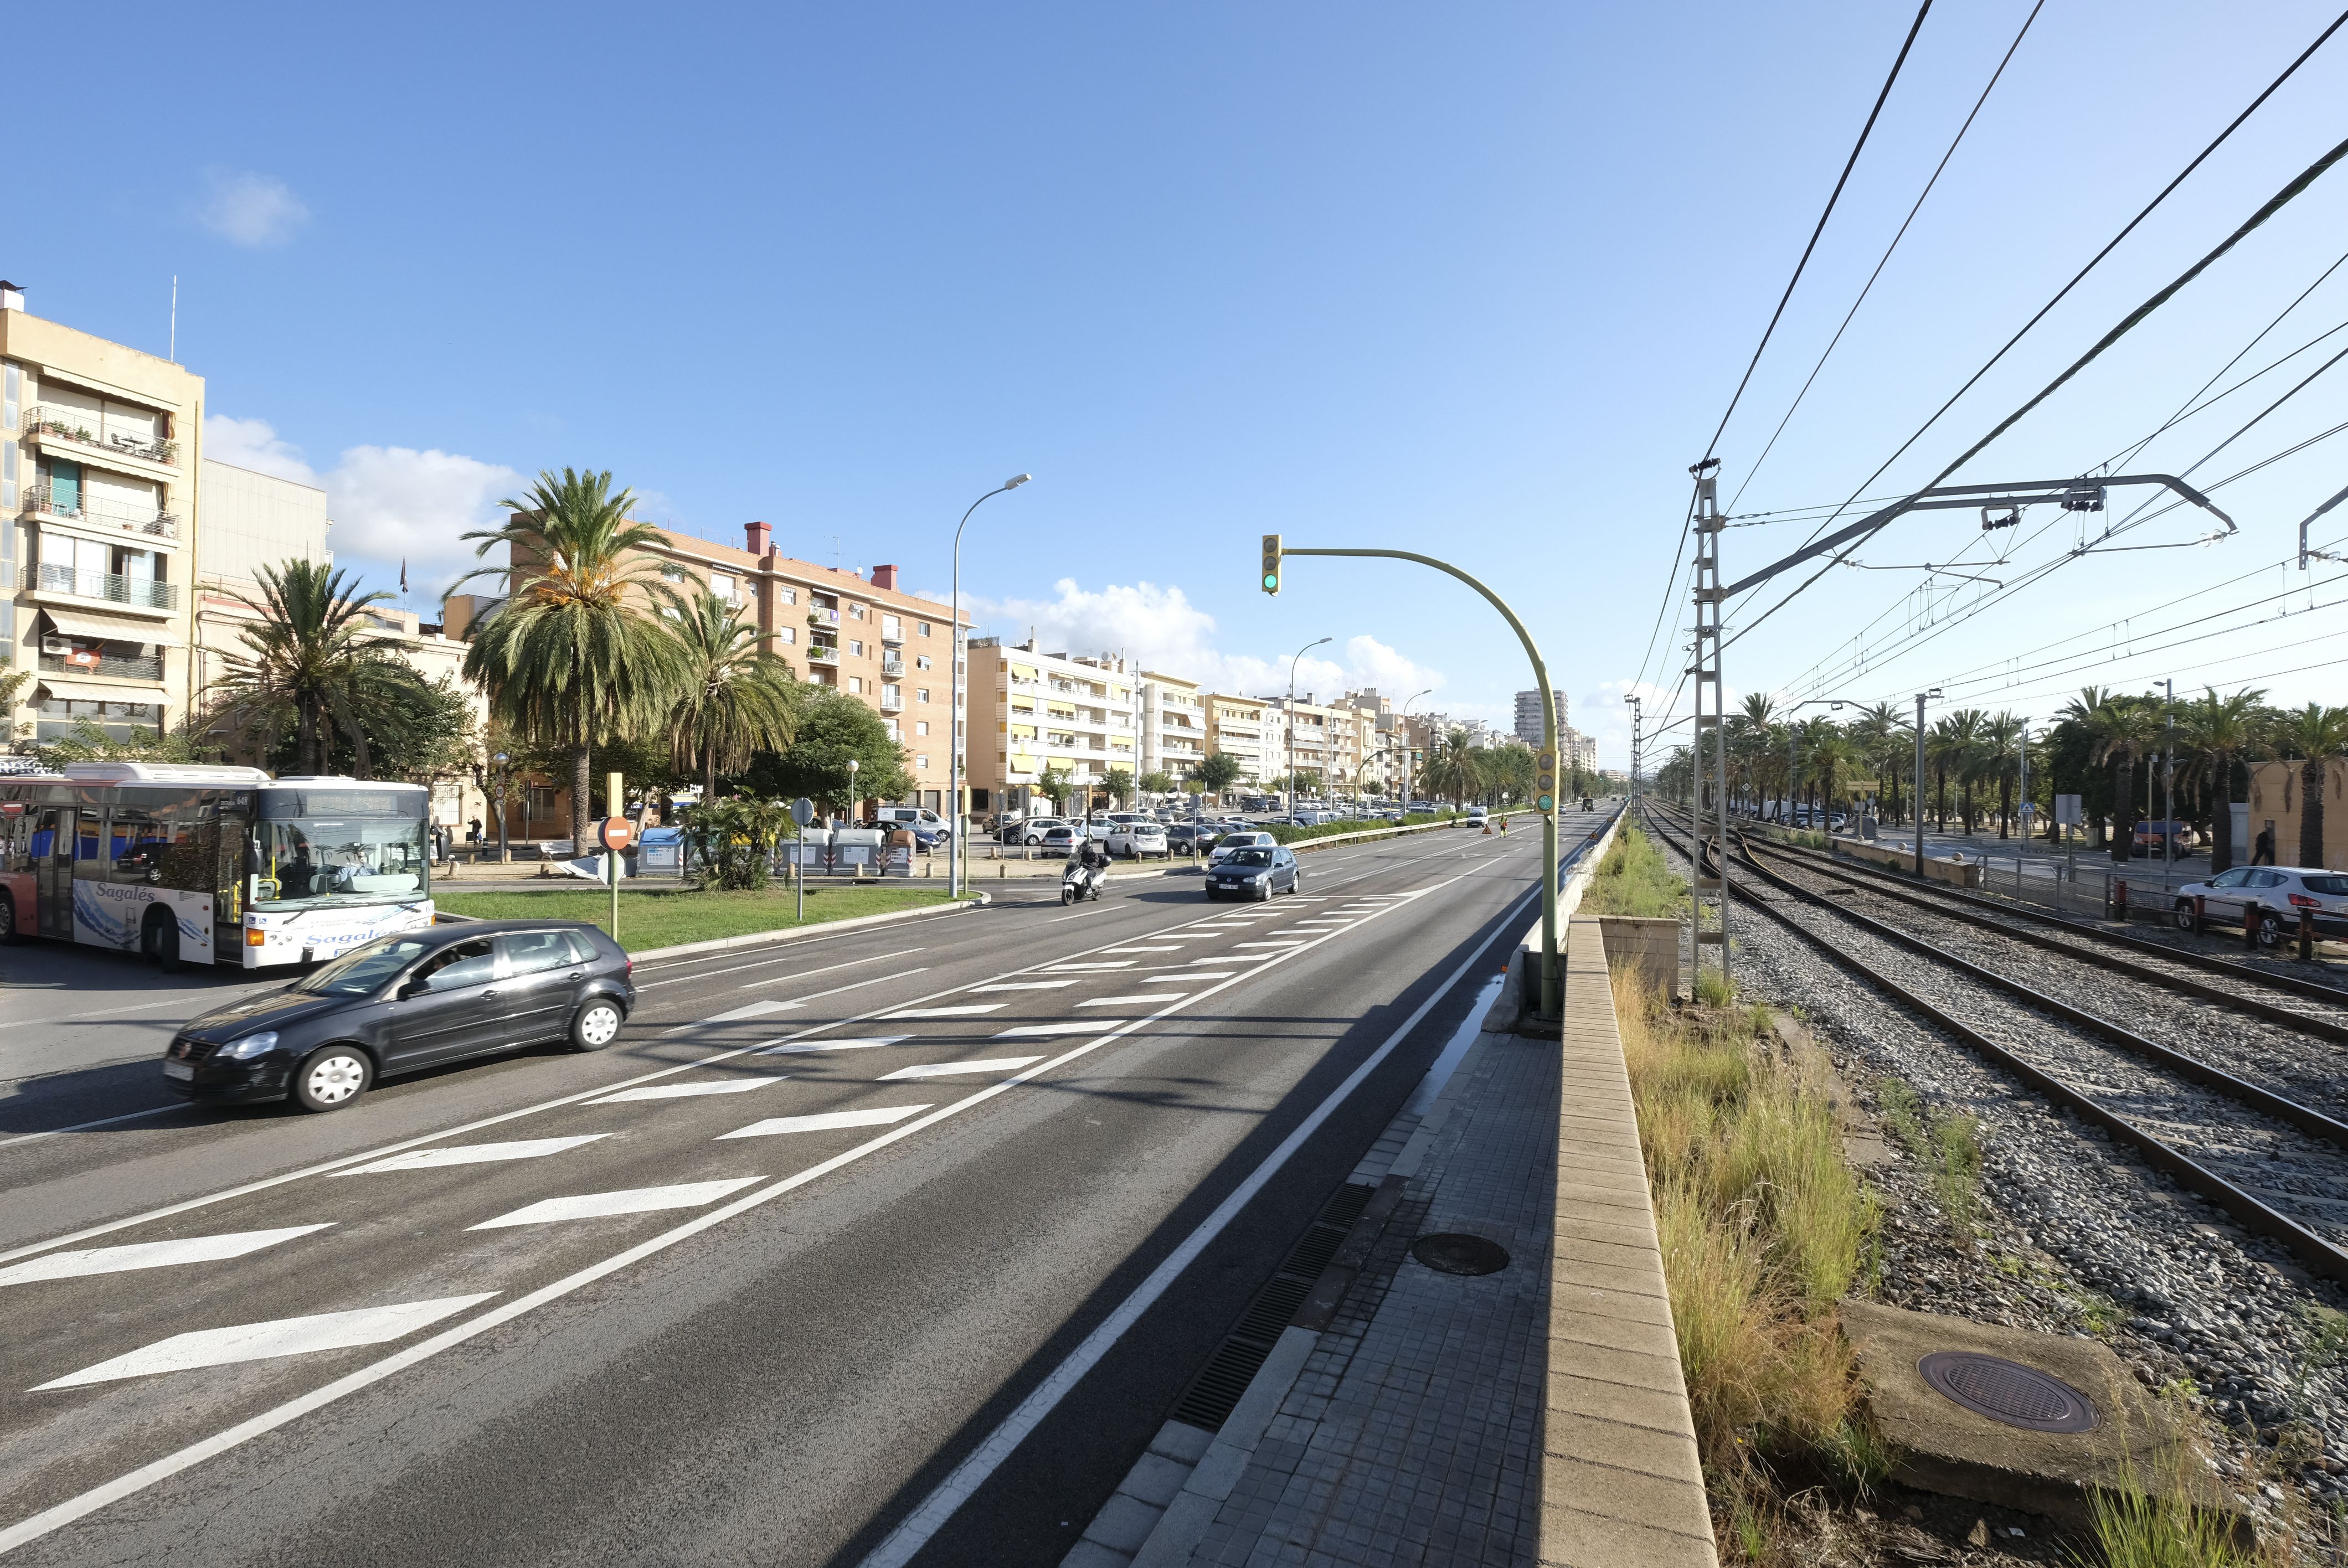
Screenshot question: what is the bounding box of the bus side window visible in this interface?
[27,809,59,864]
[0,808,22,871]
[75,812,104,870]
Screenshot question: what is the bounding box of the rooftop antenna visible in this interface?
[168,275,177,362]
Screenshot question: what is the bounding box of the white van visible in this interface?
[876,806,950,840]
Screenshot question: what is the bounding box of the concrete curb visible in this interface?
[1485,806,1627,1035]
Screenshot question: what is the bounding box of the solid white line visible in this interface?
[585,1077,789,1105]
[0,1226,336,1290]
[877,1057,1044,1082]
[330,1136,611,1176]
[0,1103,190,1153]
[32,1296,500,1391]
[468,1178,764,1230]
[856,881,1536,1566]
[715,1105,931,1141]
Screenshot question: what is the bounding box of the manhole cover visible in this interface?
[1410,1234,1511,1276]
[1918,1351,2098,1432]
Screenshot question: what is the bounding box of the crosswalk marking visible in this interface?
[586,1077,788,1105]
[1077,994,1188,1006]
[33,1294,498,1390]
[883,1004,1006,1019]
[755,1035,912,1056]
[698,999,801,1025]
[469,1179,764,1230]
[974,980,1078,992]
[1230,941,1304,949]
[333,1136,609,1176]
[1148,969,1234,980]
[1045,962,1134,972]
[716,1104,932,1140]
[993,1021,1105,1039]
[0,1226,335,1290]
[878,1056,1044,1081]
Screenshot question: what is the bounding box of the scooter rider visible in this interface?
[1068,833,1112,899]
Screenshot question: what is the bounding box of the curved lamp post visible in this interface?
[1285,636,1331,821]
[949,475,1032,898]
[1399,687,1433,809]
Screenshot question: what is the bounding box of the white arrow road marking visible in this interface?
[972,980,1078,992]
[717,1105,933,1141]
[586,1077,789,1105]
[1077,995,1191,1007]
[0,1226,336,1289]
[754,1035,912,1056]
[878,1057,1044,1081]
[469,1179,765,1230]
[882,1004,1006,1019]
[993,1021,1106,1039]
[32,1295,499,1390]
[331,1136,609,1176]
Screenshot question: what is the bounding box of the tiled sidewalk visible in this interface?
[1073,917,1716,1568]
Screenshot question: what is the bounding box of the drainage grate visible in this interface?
[1410,1233,1511,1276]
[1167,1182,1375,1432]
[1918,1352,2098,1433]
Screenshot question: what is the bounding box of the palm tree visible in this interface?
[1424,729,1483,808]
[666,590,803,802]
[2177,687,2267,873]
[1847,703,1901,824]
[1980,713,2028,839]
[2084,694,2163,864]
[2057,687,2113,847]
[206,559,423,777]
[1938,709,1987,835]
[2274,703,2348,869]
[456,468,690,854]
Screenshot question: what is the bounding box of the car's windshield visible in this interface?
[291,934,438,995]
[254,812,429,909]
[1229,849,1274,866]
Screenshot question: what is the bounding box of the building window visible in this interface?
[882,613,901,639]
[916,688,931,704]
[776,586,796,605]
[918,622,931,637]
[915,720,930,737]
[848,604,867,620]
[849,639,864,658]
[848,676,864,694]
[777,627,796,643]
[660,564,687,583]
[915,654,933,671]
[916,754,930,770]
[711,572,737,602]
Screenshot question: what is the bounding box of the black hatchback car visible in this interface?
[1205,845,1301,900]
[163,921,637,1113]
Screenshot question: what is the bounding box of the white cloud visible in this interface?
[968,578,1449,704]
[203,415,525,595]
[194,169,309,247]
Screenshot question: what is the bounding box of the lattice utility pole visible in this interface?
[1688,461,1731,996]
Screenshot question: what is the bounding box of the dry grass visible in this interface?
[1615,966,1887,1529]
[1582,826,1688,919]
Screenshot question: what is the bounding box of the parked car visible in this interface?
[1017,817,1074,846]
[2134,819,2200,854]
[1209,830,1277,865]
[1206,844,1301,900]
[162,922,637,1113]
[875,806,950,842]
[1108,822,1170,859]
[1166,823,1221,854]
[1034,824,1083,854]
[2174,865,2348,943]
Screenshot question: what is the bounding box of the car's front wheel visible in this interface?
[2259,912,2286,948]
[2175,899,2197,932]
[570,998,625,1051]
[292,1046,373,1112]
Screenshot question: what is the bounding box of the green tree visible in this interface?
[205,559,430,777]
[1979,713,2028,839]
[1036,764,1076,814]
[1137,770,1175,796]
[743,694,911,816]
[2275,703,2348,869]
[2082,693,2164,863]
[1423,730,1482,808]
[456,468,689,854]
[1194,752,1243,800]
[677,795,795,891]
[2178,687,2267,872]
[666,589,803,801]
[1104,766,1134,807]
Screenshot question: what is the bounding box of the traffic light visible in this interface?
[1536,749,1557,814]
[1261,534,1282,595]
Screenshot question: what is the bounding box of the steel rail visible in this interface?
[1637,807,2348,1287]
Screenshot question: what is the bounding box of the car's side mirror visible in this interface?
[399,978,431,999]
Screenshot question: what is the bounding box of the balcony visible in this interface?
[23,408,179,471]
[40,651,163,683]
[880,691,903,711]
[22,486,180,540]
[24,563,180,612]
[809,607,841,626]
[882,657,904,677]
[807,644,840,664]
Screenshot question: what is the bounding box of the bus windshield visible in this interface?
[254,815,430,907]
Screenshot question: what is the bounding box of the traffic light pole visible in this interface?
[1263,538,1566,1018]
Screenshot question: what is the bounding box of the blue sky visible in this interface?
[17,2,2348,765]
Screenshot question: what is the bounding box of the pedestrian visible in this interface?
[2253,824,2275,866]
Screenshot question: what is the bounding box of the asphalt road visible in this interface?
[0,812,1596,1565]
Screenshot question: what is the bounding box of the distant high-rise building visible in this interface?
[1513,688,1568,746]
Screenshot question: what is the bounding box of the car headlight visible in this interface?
[220,1030,280,1060]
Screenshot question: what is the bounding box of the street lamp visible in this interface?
[948,474,1032,899]
[845,756,860,828]
[492,750,512,864]
[1913,688,1943,878]
[1400,687,1433,809]
[1285,636,1331,821]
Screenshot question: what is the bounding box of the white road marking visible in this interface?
[469,1179,764,1230]
[972,980,1078,992]
[993,1021,1105,1039]
[697,999,801,1025]
[1183,956,1248,966]
[1149,970,1234,979]
[877,1057,1044,1081]
[635,947,920,992]
[0,862,1496,1546]
[1230,941,1305,949]
[33,1295,500,1390]
[0,1103,190,1152]
[332,1136,609,1176]
[0,1226,336,1289]
[1076,994,1190,1006]
[755,1035,913,1056]
[882,1004,1006,1019]
[716,1104,933,1140]
[1044,962,1133,972]
[585,1077,789,1105]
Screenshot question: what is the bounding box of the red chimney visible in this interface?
[871,563,899,591]
[745,520,772,556]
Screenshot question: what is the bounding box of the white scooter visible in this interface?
[1061,860,1106,905]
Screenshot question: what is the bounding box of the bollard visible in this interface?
[2246,900,2263,949]
[2301,906,2316,962]
[2112,879,2128,922]
[2192,894,2205,936]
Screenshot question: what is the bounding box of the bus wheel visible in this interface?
[0,895,16,944]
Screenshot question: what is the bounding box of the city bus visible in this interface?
[0,761,434,969]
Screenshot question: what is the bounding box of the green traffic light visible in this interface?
[1263,574,1279,589]
[1538,795,1554,812]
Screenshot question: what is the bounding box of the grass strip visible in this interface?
[436,885,957,952]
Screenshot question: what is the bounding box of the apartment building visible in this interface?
[1337,688,1403,795]
[1139,669,1205,787]
[3,285,204,752]
[1261,693,1370,796]
[965,639,1137,816]
[1569,729,1599,774]
[447,518,973,812]
[1512,688,1568,747]
[1202,693,1268,788]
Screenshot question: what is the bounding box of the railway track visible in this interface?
[1639,805,2348,1287]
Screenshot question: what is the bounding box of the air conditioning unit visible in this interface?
[42,636,73,656]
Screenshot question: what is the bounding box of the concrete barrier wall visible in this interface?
[1830,835,1983,889]
[1598,916,1677,998]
